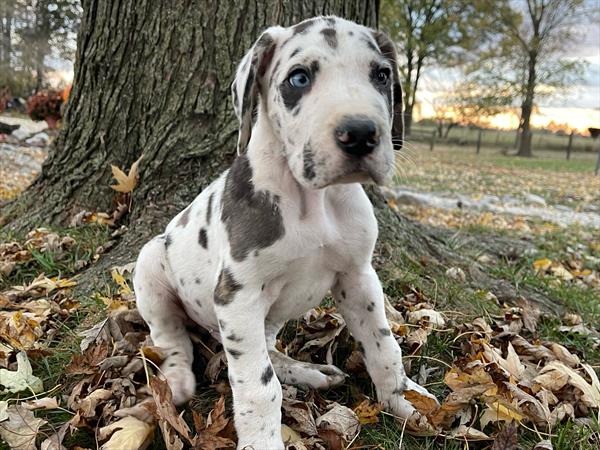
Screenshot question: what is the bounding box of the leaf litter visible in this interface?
[1,226,599,449]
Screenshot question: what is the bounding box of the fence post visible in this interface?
[566,132,573,160]
[595,140,600,176]
[476,129,483,154]
[430,129,436,152]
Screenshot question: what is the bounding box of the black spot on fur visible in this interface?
[221,155,285,261]
[179,278,185,286]
[195,278,201,284]
[348,30,354,36]
[226,333,244,343]
[380,328,391,336]
[213,268,242,306]
[321,28,338,48]
[367,302,375,312]
[218,320,226,330]
[206,192,214,224]
[357,341,365,353]
[376,341,381,349]
[261,365,274,385]
[290,47,302,58]
[341,290,346,299]
[177,207,191,227]
[227,348,243,359]
[199,228,208,249]
[292,19,316,35]
[324,17,337,26]
[164,234,172,249]
[303,143,316,180]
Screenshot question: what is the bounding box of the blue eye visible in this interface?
[288,69,311,88]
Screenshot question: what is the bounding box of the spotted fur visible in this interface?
[134,16,436,450]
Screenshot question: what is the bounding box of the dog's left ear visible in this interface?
[372,30,403,150]
[232,27,283,154]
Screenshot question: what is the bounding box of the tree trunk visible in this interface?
[2,0,378,239]
[0,1,13,70]
[517,53,537,157]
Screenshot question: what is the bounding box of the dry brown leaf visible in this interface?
[110,154,143,193]
[533,440,553,450]
[406,327,429,350]
[353,399,382,425]
[77,388,112,418]
[282,399,318,435]
[99,416,154,450]
[0,404,47,450]
[24,396,59,410]
[548,343,580,367]
[491,421,518,450]
[315,403,360,443]
[404,390,439,416]
[480,401,524,429]
[148,377,191,441]
[444,366,494,392]
[449,425,491,440]
[191,396,235,449]
[430,384,495,429]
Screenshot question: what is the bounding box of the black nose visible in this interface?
[334,118,380,157]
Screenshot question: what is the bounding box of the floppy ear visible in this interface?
[372,31,403,150]
[232,27,282,154]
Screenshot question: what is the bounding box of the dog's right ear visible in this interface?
[232,27,283,154]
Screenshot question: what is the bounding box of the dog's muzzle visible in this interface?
[334,116,380,158]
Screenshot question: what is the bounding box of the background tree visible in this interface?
[466,0,590,157]
[2,0,557,314]
[0,0,80,96]
[379,0,482,135]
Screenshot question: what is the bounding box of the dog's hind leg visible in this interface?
[265,322,346,389]
[133,236,196,405]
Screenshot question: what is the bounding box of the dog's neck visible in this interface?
[246,111,328,219]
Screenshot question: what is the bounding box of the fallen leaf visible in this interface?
[0,404,47,450]
[316,403,360,443]
[449,425,490,440]
[533,440,553,450]
[404,390,439,416]
[353,399,382,425]
[110,154,143,193]
[99,416,154,450]
[0,351,44,394]
[24,396,59,410]
[491,421,518,450]
[480,401,523,429]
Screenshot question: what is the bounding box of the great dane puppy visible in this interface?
[134,16,436,449]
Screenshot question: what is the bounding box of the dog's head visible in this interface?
[232,16,402,189]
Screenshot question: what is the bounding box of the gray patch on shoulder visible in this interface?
[177,207,191,227]
[303,143,316,180]
[214,268,242,306]
[221,155,285,261]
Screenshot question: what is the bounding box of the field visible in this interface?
[1,138,600,449]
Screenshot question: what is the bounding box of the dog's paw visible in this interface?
[163,365,196,405]
[301,363,347,389]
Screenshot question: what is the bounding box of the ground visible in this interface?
[1,127,599,449]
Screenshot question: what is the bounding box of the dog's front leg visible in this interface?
[332,266,438,425]
[215,283,283,450]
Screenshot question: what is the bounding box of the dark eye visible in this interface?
[376,68,390,84]
[288,69,311,88]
